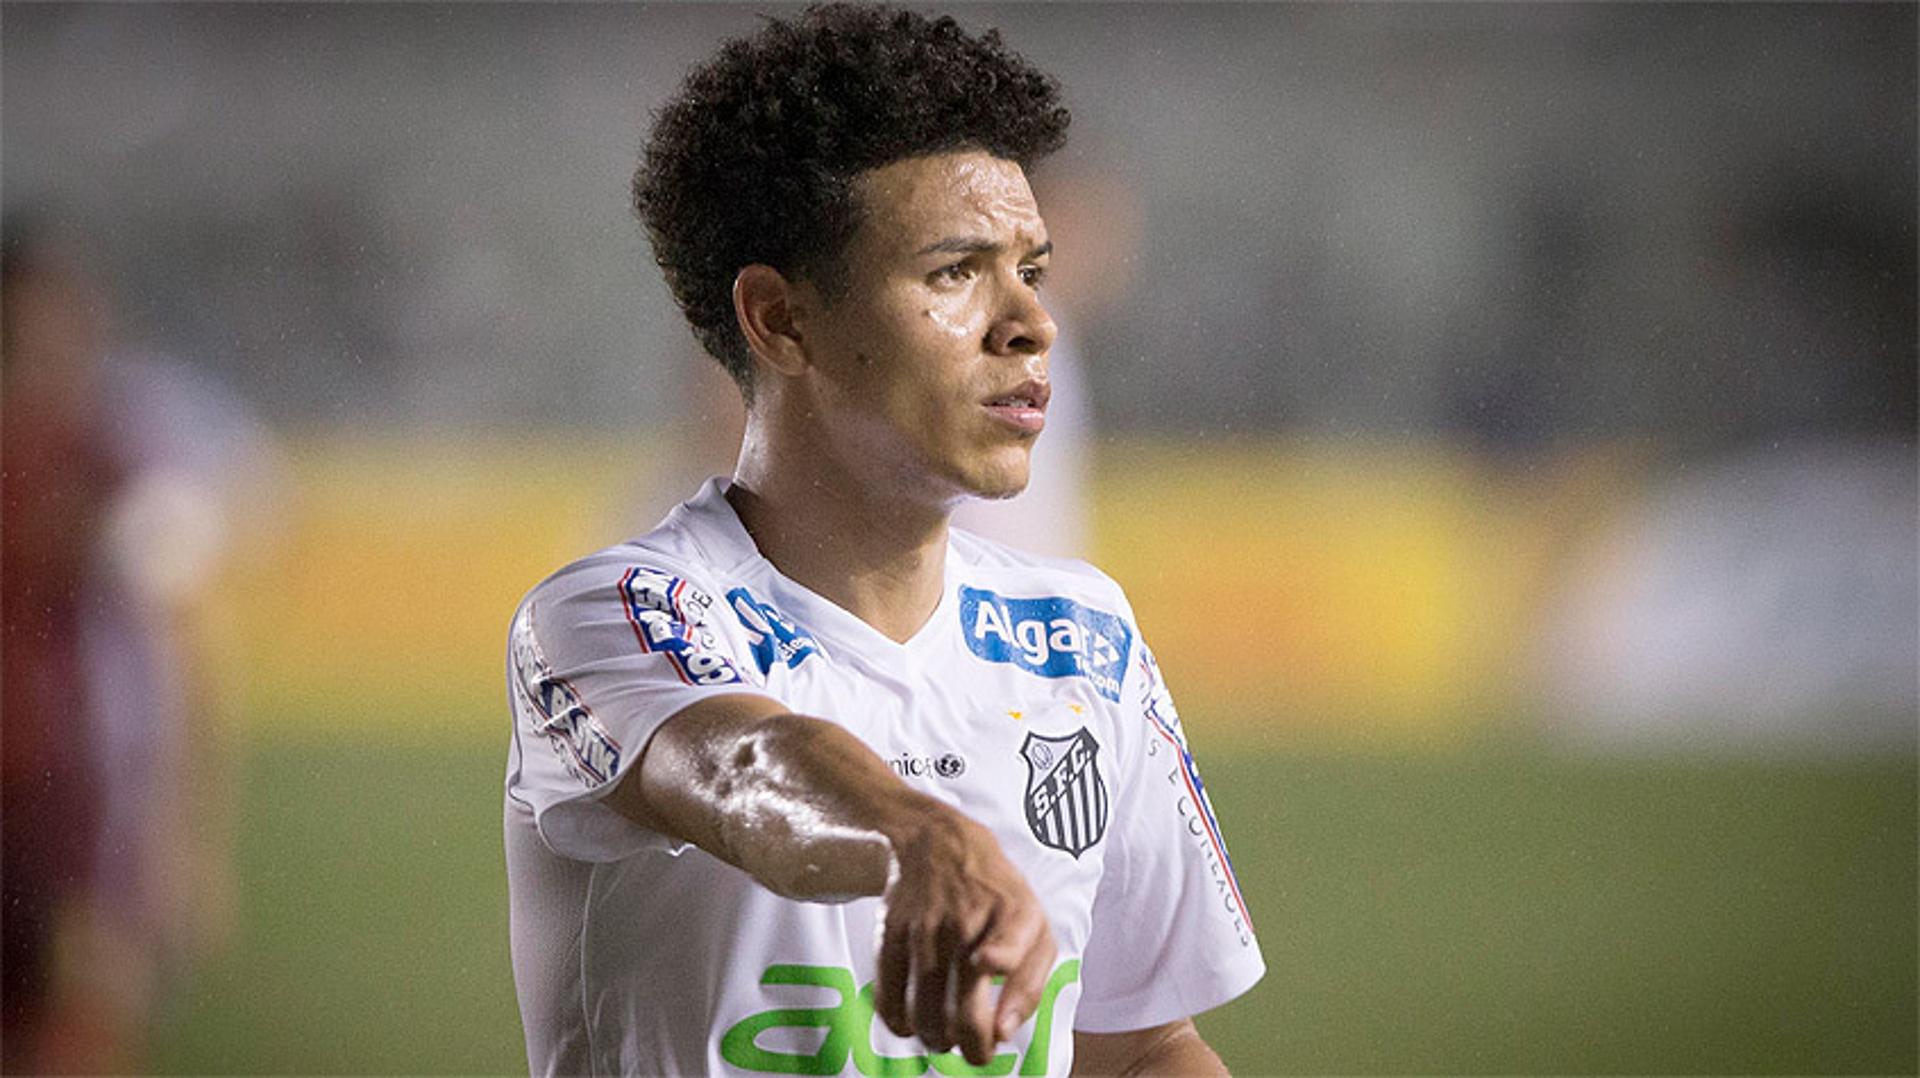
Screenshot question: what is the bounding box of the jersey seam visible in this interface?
[580,859,600,1075]
[506,653,535,812]
[680,478,763,577]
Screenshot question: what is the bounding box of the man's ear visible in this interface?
[733,264,811,378]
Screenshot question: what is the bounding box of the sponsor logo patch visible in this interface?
[619,565,744,687]
[960,586,1132,702]
[718,959,1081,1077]
[727,588,820,675]
[887,750,968,781]
[1020,727,1109,858]
[1138,644,1254,944]
[1137,645,1183,743]
[511,604,623,788]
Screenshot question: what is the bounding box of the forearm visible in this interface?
[1132,1027,1227,1077]
[612,694,1059,1064]
[1072,1020,1228,1077]
[611,694,959,900]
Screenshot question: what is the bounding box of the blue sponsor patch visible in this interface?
[726,588,819,675]
[959,586,1132,701]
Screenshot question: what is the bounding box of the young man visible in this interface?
[504,6,1263,1074]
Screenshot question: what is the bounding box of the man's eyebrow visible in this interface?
[916,237,1054,259]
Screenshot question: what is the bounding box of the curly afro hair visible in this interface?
[632,3,1070,398]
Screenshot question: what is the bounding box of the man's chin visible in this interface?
[964,473,1030,502]
[960,454,1033,501]
[918,444,1032,505]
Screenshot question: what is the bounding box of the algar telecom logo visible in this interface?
[959,587,1131,702]
[719,960,1081,1076]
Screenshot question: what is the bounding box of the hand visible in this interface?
[873,810,1057,1066]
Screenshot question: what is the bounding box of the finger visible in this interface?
[970,899,1043,974]
[912,918,956,1052]
[875,916,914,1038]
[987,914,1056,1042]
[950,954,999,1066]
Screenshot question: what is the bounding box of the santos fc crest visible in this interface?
[1020,728,1109,858]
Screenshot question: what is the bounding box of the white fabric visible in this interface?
[505,479,1263,1076]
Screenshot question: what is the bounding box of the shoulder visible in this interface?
[948,526,1133,613]
[520,541,724,614]
[510,527,747,680]
[508,536,761,699]
[517,484,746,623]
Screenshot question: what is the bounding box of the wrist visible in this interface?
[872,787,966,851]
[877,795,986,881]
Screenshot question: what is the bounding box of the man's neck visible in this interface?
[727,442,950,645]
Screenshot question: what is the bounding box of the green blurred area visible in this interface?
[150,722,1916,1076]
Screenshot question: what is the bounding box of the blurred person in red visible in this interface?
[2,224,120,1073]
[2,222,280,1073]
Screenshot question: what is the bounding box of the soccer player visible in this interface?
[503,6,1263,1074]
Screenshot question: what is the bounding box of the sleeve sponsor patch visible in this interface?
[1138,643,1254,945]
[959,585,1132,701]
[727,588,820,675]
[512,604,623,787]
[1138,645,1184,745]
[619,565,746,687]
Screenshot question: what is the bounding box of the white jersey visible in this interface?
[504,478,1263,1077]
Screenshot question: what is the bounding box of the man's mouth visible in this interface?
[982,382,1050,434]
[985,392,1043,408]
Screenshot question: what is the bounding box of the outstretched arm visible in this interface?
[606,693,1057,1067]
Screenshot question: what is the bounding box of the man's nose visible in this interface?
[985,281,1057,358]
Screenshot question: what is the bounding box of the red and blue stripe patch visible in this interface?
[1145,714,1254,936]
[618,565,744,687]
[1139,647,1253,936]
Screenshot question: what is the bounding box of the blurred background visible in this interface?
[3,3,1913,1073]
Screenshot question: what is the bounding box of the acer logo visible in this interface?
[719,960,1080,1076]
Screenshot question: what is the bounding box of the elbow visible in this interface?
[697,713,808,816]
[717,716,894,902]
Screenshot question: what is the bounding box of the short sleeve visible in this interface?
[1074,640,1266,1032]
[505,552,775,862]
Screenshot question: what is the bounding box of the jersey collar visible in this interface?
[675,477,961,661]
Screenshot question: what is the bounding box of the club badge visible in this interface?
[1020,727,1109,858]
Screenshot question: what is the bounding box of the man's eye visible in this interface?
[1019,265,1048,289]
[932,263,974,285]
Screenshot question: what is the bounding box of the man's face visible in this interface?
[797,151,1056,504]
